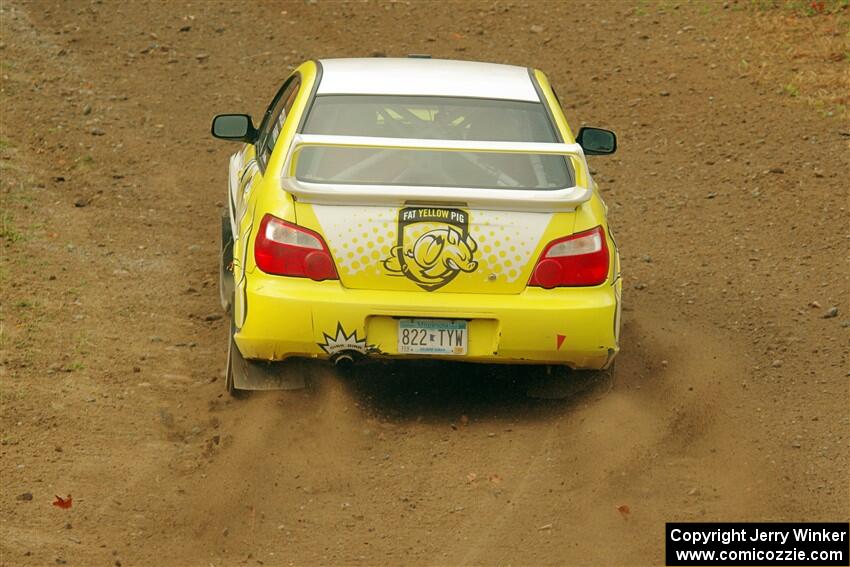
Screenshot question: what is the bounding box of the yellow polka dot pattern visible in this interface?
[312,206,551,286]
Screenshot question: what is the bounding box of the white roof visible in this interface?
[316,58,539,102]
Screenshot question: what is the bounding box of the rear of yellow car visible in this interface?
[237,203,621,368]
[217,58,621,382]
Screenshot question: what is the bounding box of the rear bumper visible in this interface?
[235,274,621,369]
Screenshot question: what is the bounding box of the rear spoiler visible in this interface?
[280,134,593,212]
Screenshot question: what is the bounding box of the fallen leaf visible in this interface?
[53,495,72,509]
[466,472,477,483]
[616,504,630,519]
[489,474,503,485]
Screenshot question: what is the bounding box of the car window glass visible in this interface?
[300,95,573,190]
[258,77,301,166]
[304,95,558,142]
[256,80,291,153]
[296,147,572,190]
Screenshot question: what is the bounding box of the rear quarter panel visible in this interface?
[239,60,322,275]
[231,61,320,328]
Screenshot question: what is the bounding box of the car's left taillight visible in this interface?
[529,226,610,288]
[254,214,338,281]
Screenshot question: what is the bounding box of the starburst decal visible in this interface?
[317,323,370,355]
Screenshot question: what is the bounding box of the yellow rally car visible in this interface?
[211,57,621,394]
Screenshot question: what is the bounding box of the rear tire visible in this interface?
[219,209,234,313]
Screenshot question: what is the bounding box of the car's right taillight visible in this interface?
[529,226,610,288]
[254,214,338,281]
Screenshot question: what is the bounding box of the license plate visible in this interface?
[398,319,467,355]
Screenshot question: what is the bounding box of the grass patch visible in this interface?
[0,387,26,404]
[750,0,850,16]
[732,0,850,118]
[74,154,95,169]
[1,212,24,243]
[73,331,91,356]
[634,0,651,16]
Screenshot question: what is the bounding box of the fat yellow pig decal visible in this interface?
[383,207,478,291]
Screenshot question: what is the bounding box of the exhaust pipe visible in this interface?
[331,352,356,368]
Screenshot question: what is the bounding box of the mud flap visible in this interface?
[228,335,307,391]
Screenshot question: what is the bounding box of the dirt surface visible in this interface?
[1,1,848,566]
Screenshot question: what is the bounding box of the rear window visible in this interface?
[297,95,573,190]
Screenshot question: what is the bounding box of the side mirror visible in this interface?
[576,127,617,155]
[211,114,258,143]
